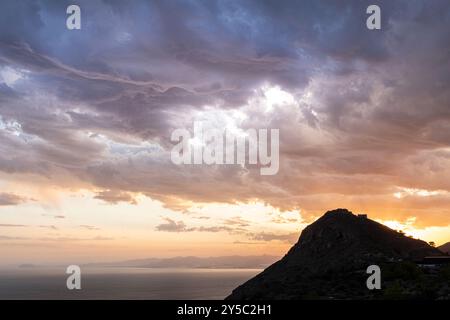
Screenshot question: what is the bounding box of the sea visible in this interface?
[0,267,260,300]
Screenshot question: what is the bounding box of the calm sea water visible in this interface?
[0,267,260,300]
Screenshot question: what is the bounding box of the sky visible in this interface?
[0,0,450,265]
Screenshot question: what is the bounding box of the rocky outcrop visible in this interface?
[227,209,445,300]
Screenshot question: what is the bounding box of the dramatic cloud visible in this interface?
[0,193,28,206]
[155,218,188,233]
[0,223,27,227]
[94,190,138,205]
[0,0,449,230]
[155,216,299,243]
[249,231,299,244]
[155,217,241,234]
[223,217,251,227]
[0,235,28,240]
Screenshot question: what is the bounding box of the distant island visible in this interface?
[227,209,450,300]
[83,255,279,269]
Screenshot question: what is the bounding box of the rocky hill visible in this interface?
[439,242,450,254]
[227,209,448,300]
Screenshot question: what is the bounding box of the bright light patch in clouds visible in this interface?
[0,116,22,136]
[378,217,450,246]
[89,132,164,157]
[393,187,448,199]
[188,107,250,139]
[0,66,27,87]
[378,217,417,235]
[261,85,295,112]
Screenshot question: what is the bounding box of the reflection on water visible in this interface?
[0,267,261,300]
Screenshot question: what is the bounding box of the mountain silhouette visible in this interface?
[227,209,447,300]
[439,242,450,254]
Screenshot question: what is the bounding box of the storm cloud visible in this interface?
[0,0,450,227]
